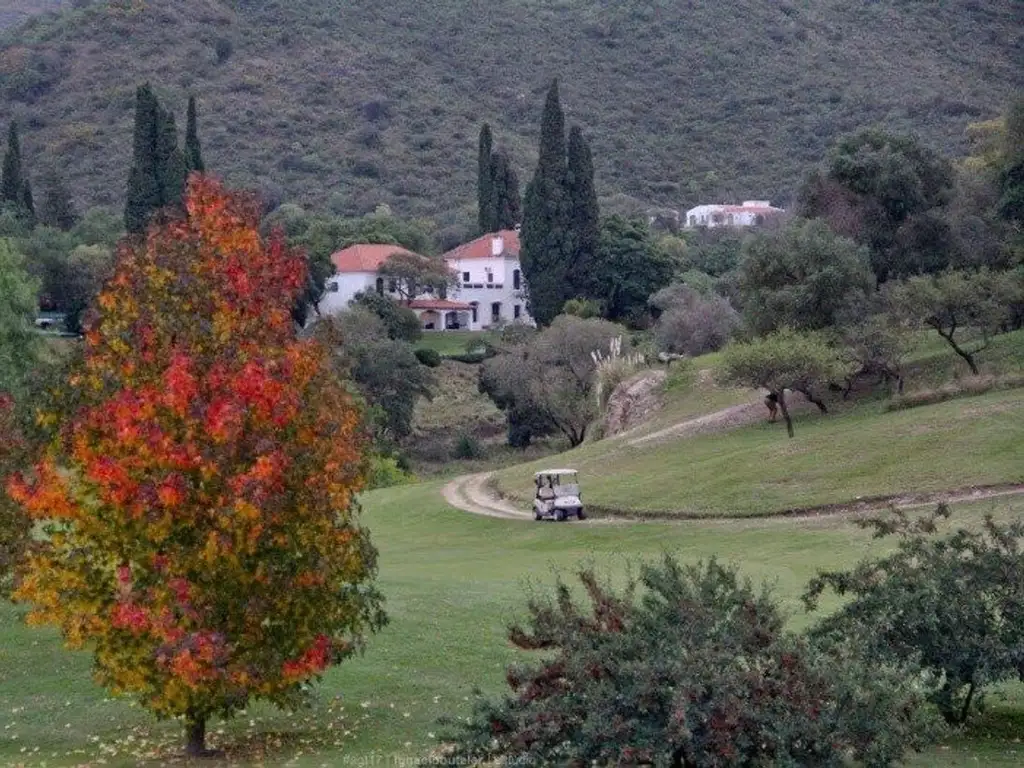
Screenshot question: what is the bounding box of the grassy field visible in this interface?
[1,486,1022,766]
[493,388,1024,517]
[413,332,493,357]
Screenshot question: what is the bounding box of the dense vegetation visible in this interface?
[1,0,1020,227]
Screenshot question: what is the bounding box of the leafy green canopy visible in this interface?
[444,555,943,766]
[738,217,875,334]
[805,505,1024,726]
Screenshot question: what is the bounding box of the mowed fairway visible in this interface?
[1,483,1023,766]
[492,389,1024,517]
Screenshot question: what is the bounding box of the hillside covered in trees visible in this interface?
[1,0,1020,227]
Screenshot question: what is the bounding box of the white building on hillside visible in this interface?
[319,230,533,332]
[684,201,784,229]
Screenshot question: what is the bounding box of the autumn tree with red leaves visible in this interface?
[7,177,386,756]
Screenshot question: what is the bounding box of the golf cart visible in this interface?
[533,469,585,521]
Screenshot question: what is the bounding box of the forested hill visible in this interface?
[1,0,1021,226]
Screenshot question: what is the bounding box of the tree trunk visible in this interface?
[777,389,794,438]
[935,326,980,375]
[799,389,828,413]
[958,681,977,725]
[185,712,216,758]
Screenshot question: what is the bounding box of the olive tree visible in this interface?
[479,315,624,447]
[884,268,1024,374]
[738,218,875,335]
[718,328,849,437]
[804,505,1024,726]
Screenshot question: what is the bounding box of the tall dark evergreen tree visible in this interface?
[566,125,600,298]
[520,79,574,325]
[20,180,35,228]
[184,95,205,174]
[40,170,78,231]
[156,107,187,207]
[489,151,521,231]
[477,123,494,233]
[1,122,23,207]
[125,84,163,235]
[125,85,190,235]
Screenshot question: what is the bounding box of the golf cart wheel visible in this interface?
[534,510,543,521]
[577,508,586,520]
[556,509,566,522]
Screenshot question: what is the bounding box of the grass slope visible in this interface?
[1,0,1020,224]
[492,330,1024,516]
[1,487,1022,765]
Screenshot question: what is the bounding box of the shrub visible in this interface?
[213,37,233,63]
[451,434,484,460]
[414,347,441,367]
[652,285,740,356]
[804,505,1024,725]
[443,555,943,766]
[365,454,416,489]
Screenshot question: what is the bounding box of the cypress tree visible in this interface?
[520,79,573,325]
[477,122,494,233]
[40,170,78,231]
[566,125,600,297]
[156,107,187,208]
[20,179,35,228]
[184,95,205,174]
[125,84,163,235]
[489,151,521,231]
[1,122,23,206]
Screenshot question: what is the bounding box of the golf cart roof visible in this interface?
[534,469,578,478]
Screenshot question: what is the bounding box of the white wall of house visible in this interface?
[449,256,528,327]
[684,201,782,229]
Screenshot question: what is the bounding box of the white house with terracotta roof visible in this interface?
[684,201,784,229]
[320,230,533,331]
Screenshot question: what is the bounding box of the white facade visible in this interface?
[684,200,784,229]
[320,232,533,331]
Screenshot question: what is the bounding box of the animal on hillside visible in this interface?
[764,391,779,422]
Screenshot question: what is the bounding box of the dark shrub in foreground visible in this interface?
[442,556,943,767]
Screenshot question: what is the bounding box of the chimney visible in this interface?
[491,235,503,256]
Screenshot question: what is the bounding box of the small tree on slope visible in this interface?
[7,177,386,756]
[718,328,849,437]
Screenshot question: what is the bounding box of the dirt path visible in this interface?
[441,471,1024,525]
[625,390,817,447]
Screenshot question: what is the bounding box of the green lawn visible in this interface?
[493,388,1024,517]
[413,331,494,357]
[1,487,1022,765]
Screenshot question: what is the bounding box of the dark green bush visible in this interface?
[414,347,441,367]
[443,555,943,766]
[451,433,483,460]
[804,505,1024,725]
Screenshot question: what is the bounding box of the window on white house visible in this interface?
[470,302,478,323]
[513,304,521,319]
[326,281,339,293]
[462,271,470,283]
[375,277,384,295]
[513,269,521,289]
[487,272,494,284]
[491,302,501,321]
[388,279,397,293]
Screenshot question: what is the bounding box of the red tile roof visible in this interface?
[721,205,782,214]
[443,230,520,261]
[408,299,472,311]
[330,243,425,273]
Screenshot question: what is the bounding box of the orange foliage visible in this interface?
[8,177,386,730]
